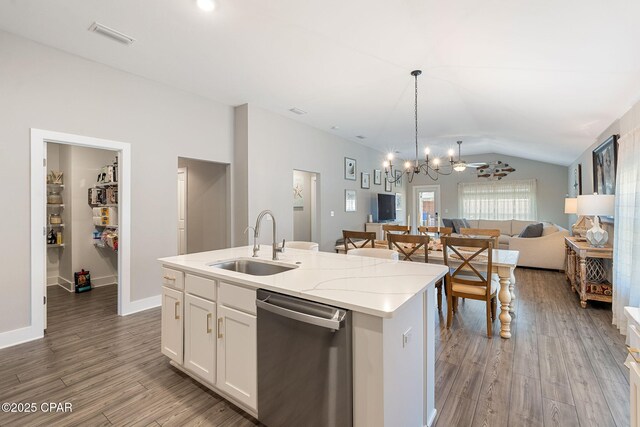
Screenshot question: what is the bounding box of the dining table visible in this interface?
[336,239,520,339]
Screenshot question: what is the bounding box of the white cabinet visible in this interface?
[184,294,216,384]
[217,304,257,411]
[632,361,640,427]
[161,286,183,364]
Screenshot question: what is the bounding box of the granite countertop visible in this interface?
[159,245,448,318]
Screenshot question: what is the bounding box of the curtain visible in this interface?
[612,129,640,335]
[458,179,538,220]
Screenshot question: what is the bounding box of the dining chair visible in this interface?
[342,230,376,252]
[459,227,500,248]
[285,241,319,251]
[387,234,445,311]
[348,248,399,260]
[382,224,411,239]
[442,236,497,337]
[417,226,453,236]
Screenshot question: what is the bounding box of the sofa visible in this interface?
[447,219,569,270]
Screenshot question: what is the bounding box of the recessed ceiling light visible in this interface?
[289,108,307,115]
[88,22,135,45]
[197,0,216,12]
[356,135,366,140]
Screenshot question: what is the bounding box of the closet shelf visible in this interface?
[47,244,65,248]
[47,204,65,208]
[95,225,118,229]
[47,183,65,188]
[48,224,65,228]
[94,182,118,188]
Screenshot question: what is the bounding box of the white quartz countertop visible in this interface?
[159,245,448,318]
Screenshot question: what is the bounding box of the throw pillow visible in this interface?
[442,218,454,229]
[462,218,471,228]
[451,219,467,234]
[518,223,543,238]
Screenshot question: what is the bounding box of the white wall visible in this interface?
[178,157,229,253]
[236,104,401,252]
[0,31,233,333]
[405,153,569,227]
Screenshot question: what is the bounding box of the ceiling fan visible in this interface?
[451,141,488,171]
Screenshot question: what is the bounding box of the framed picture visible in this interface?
[573,163,583,196]
[345,190,357,212]
[361,172,370,189]
[385,178,392,192]
[395,192,403,211]
[394,170,402,188]
[592,135,618,195]
[374,169,382,185]
[344,157,356,181]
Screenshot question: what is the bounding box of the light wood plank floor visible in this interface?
[434,268,629,427]
[0,269,629,426]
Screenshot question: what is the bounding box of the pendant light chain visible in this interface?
[414,72,419,164]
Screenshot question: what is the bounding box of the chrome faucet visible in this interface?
[254,210,285,260]
[244,226,259,257]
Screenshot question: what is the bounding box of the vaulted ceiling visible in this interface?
[2,0,640,165]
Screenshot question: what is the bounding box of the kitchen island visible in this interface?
[159,245,447,427]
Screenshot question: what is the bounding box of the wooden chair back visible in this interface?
[418,226,453,236]
[441,236,493,289]
[387,234,429,262]
[459,227,500,247]
[382,224,411,239]
[342,230,376,252]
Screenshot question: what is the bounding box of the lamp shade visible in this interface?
[564,198,577,214]
[577,194,615,216]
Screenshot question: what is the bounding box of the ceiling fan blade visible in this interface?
[468,162,489,168]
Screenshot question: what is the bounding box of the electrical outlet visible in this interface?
[402,328,412,348]
[444,208,449,213]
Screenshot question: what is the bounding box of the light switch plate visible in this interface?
[330,211,335,217]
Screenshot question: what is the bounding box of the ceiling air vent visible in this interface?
[88,22,136,45]
[356,135,367,140]
[289,108,307,115]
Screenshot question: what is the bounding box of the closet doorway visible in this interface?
[31,129,131,338]
[177,158,230,254]
[293,170,319,243]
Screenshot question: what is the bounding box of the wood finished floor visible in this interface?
[0,269,629,426]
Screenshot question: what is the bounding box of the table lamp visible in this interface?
[576,194,615,247]
[564,197,577,215]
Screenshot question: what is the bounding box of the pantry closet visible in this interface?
[46,143,119,317]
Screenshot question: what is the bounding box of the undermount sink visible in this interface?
[208,259,297,276]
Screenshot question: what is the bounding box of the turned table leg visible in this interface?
[579,256,587,308]
[498,267,512,339]
[509,269,516,313]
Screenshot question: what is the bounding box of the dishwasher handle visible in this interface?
[256,297,346,331]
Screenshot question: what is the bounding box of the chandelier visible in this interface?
[384,70,467,183]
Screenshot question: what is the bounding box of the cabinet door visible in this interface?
[161,286,184,364]
[632,361,640,427]
[217,305,257,410]
[184,294,216,384]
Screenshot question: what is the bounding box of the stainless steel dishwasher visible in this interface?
[256,289,352,427]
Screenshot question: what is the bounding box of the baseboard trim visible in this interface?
[426,408,438,427]
[92,275,118,288]
[0,326,42,350]
[122,295,160,316]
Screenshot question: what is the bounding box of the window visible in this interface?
[458,179,537,220]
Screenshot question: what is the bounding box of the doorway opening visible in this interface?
[31,129,131,340]
[413,185,441,229]
[293,170,319,244]
[177,158,230,254]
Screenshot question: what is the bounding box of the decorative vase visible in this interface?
[586,216,608,248]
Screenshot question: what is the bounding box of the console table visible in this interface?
[564,236,613,308]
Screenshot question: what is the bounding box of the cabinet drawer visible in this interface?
[219,282,256,315]
[162,267,184,290]
[186,274,217,301]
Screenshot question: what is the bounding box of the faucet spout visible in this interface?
[254,210,285,260]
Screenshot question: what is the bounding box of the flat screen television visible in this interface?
[377,193,396,222]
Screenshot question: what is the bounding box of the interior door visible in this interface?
[177,167,187,255]
[414,185,441,228]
